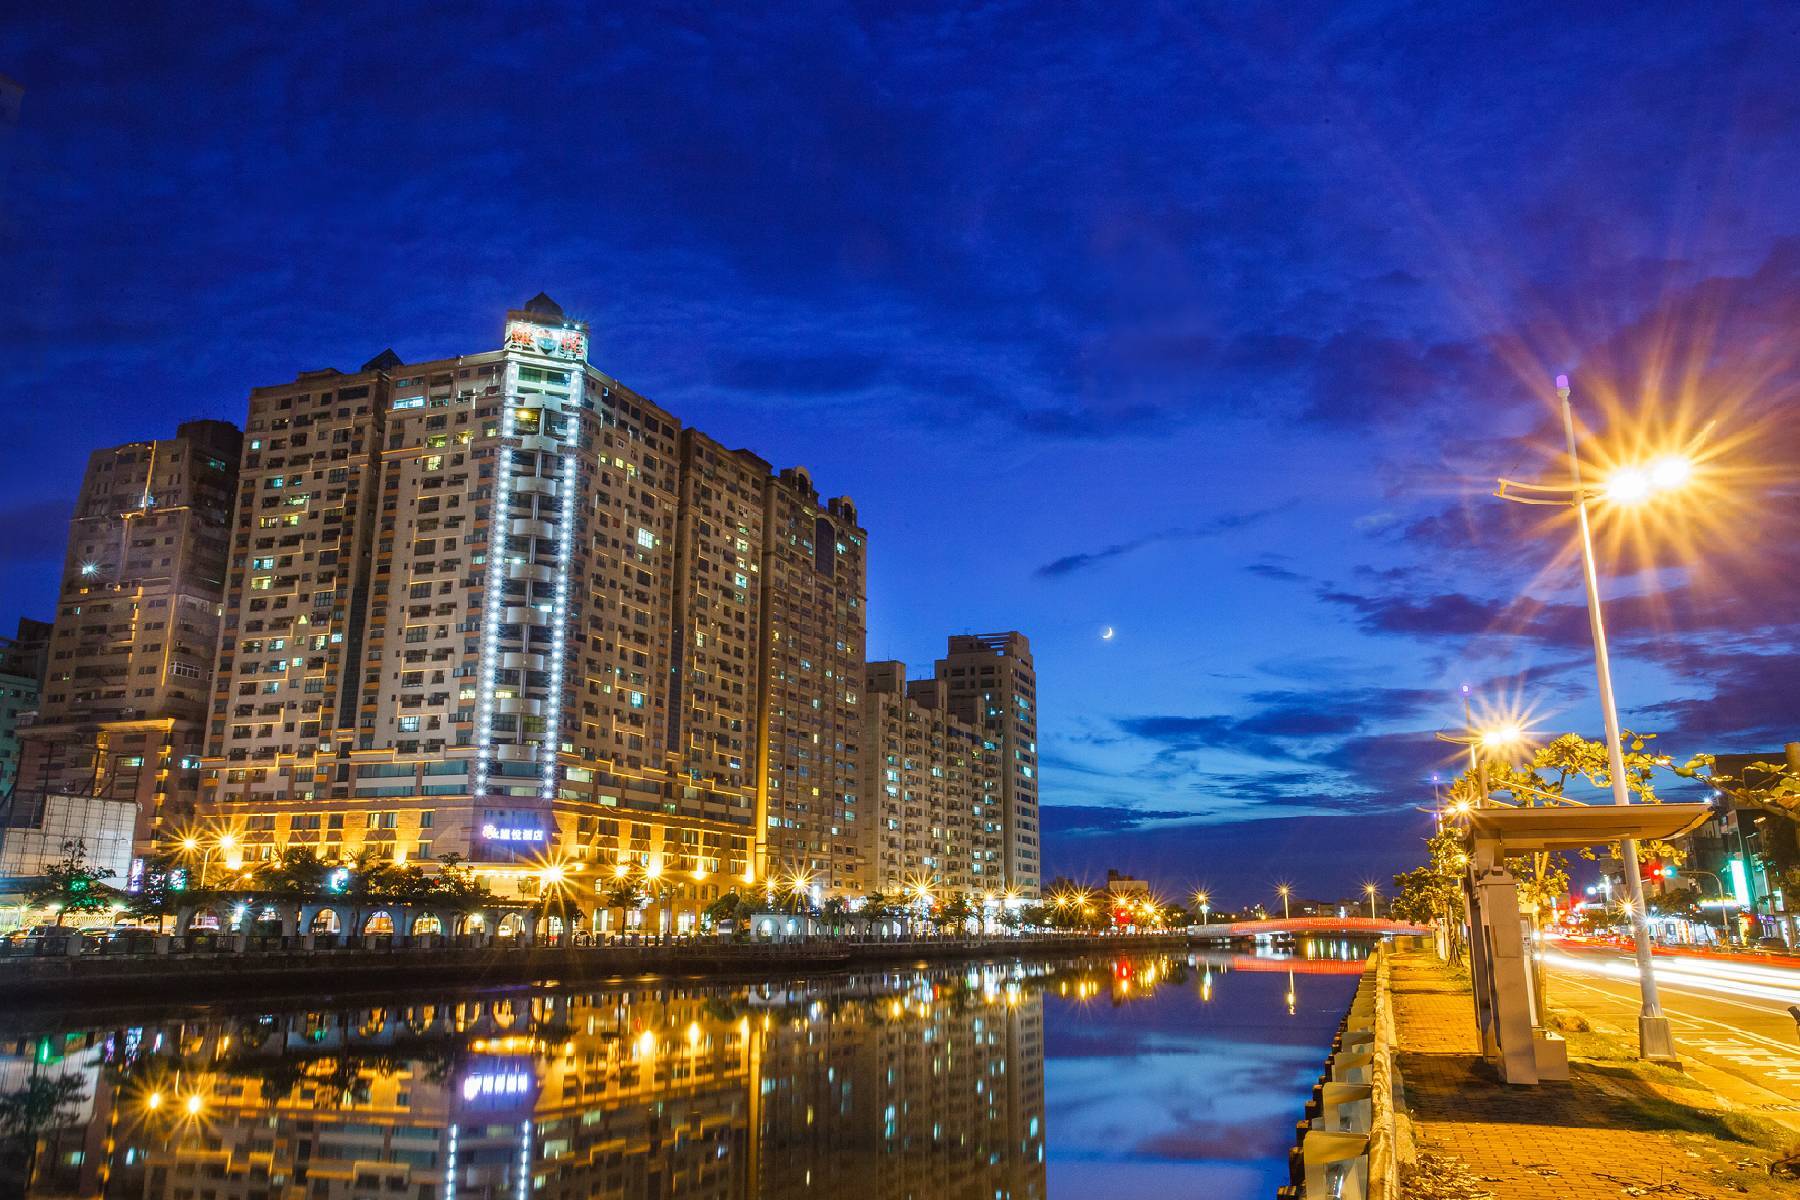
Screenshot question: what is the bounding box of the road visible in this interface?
[1544,946,1800,1109]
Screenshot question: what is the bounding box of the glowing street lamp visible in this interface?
[1193,889,1211,925]
[1364,883,1378,920]
[175,831,239,888]
[1276,884,1291,920]
[1479,725,1523,751]
[1490,373,1699,1063]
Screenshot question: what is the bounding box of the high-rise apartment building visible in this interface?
[862,661,1005,896]
[14,420,240,851]
[936,633,1040,897]
[754,469,867,894]
[0,616,50,799]
[203,296,866,926]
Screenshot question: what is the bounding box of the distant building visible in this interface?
[861,660,1006,896]
[935,633,1040,896]
[1677,743,1799,940]
[0,616,49,798]
[1103,868,1150,898]
[14,420,241,855]
[0,793,136,897]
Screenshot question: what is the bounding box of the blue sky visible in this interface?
[2,2,1796,904]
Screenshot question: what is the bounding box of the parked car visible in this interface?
[4,924,66,944]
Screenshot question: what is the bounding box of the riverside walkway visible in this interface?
[1391,945,1797,1199]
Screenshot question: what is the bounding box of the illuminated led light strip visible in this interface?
[473,362,521,803]
[539,371,580,802]
[445,1123,459,1200]
[539,449,575,801]
[516,1118,532,1200]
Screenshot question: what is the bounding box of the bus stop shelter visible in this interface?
[1460,802,1713,1085]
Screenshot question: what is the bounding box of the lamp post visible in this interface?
[180,833,238,889]
[1437,713,1525,810]
[1493,373,1688,1062]
[1193,890,1210,926]
[1277,884,1291,920]
[1364,884,1378,920]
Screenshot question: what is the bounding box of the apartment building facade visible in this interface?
[14,420,240,851]
[936,633,1041,897]
[862,660,1006,896]
[202,296,865,926]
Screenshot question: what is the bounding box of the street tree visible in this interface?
[1392,828,1466,959]
[26,841,117,927]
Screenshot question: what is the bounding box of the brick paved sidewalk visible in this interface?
[1390,948,1790,1199]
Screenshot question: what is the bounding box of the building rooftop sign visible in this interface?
[504,318,588,363]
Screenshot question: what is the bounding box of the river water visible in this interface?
[2,942,1365,1198]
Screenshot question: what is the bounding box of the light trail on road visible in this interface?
[1544,948,1800,1007]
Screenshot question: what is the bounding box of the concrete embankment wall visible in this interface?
[1277,941,1416,1199]
[0,933,1194,1009]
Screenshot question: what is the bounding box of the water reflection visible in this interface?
[1041,941,1364,1197]
[0,942,1366,1199]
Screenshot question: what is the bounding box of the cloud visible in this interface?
[1637,649,1800,750]
[1245,557,1306,583]
[1034,507,1289,578]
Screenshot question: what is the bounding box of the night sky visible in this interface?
[2,4,1796,907]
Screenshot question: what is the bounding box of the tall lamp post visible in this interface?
[1276,884,1291,920]
[1494,373,1692,1062]
[1193,890,1211,926]
[1364,883,1379,920]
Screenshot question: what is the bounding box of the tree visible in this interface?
[1392,828,1466,959]
[26,841,117,927]
[0,1072,88,1186]
[600,877,651,932]
[1457,731,1675,925]
[1674,753,1800,822]
[703,890,746,927]
[427,859,493,910]
[256,847,329,898]
[932,892,975,936]
[123,851,184,927]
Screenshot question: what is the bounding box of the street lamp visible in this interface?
[1276,884,1291,920]
[177,832,237,889]
[1436,705,1530,810]
[1492,373,1694,1063]
[1193,889,1211,926]
[1364,883,1378,920]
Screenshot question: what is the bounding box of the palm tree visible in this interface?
[703,890,746,930]
[600,878,650,934]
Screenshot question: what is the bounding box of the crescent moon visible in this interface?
[1101,626,1115,641]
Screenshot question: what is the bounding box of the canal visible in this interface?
[1,942,1366,1198]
